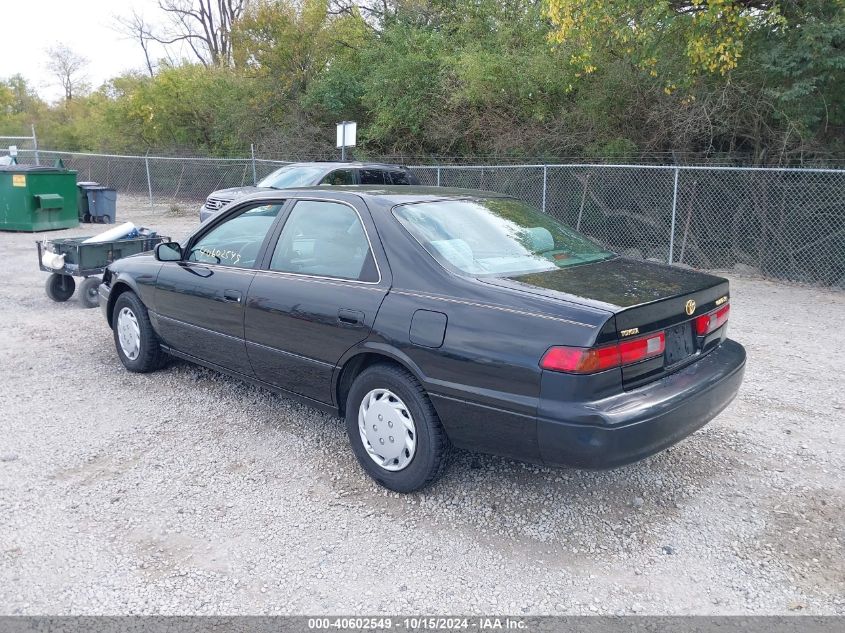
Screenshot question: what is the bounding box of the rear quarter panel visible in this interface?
[367,284,610,462]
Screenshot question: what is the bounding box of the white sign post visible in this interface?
[336,121,357,160]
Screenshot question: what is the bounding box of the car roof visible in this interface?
[281,161,413,170]
[246,185,511,207]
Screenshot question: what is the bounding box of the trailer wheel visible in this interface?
[45,274,75,302]
[79,277,101,309]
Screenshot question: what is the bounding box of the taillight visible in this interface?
[695,303,730,336]
[539,345,620,374]
[618,332,666,364]
[540,332,665,374]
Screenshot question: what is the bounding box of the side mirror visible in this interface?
[155,241,182,262]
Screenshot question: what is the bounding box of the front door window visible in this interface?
[187,203,284,268]
[321,170,355,185]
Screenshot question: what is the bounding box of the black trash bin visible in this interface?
[76,181,100,222]
[85,186,117,224]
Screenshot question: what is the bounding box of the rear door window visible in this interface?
[388,171,411,185]
[358,169,387,185]
[269,200,379,282]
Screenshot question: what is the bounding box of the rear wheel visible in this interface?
[345,363,449,493]
[112,291,165,372]
[45,273,75,302]
[78,276,101,309]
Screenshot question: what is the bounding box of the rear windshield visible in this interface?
[258,165,325,189]
[393,198,614,276]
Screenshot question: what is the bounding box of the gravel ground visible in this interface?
[0,196,843,615]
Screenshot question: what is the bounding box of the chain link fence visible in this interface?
[8,149,845,287]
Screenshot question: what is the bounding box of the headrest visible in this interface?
[430,238,474,270]
[522,227,554,253]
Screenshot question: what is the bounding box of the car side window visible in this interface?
[187,203,284,268]
[358,169,386,185]
[388,170,411,185]
[320,169,355,185]
[269,200,378,282]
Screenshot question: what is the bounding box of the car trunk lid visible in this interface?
[480,257,730,387]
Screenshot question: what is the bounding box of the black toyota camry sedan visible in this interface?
[99,187,746,492]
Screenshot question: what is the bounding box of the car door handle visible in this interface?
[222,289,242,303]
[338,308,364,327]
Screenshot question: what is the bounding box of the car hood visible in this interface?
[207,186,272,201]
[479,257,726,312]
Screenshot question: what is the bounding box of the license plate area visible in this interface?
[664,322,695,366]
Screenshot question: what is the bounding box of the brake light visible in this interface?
[695,303,730,336]
[540,332,665,374]
[618,332,666,364]
[539,345,620,374]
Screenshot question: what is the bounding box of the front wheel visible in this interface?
[112,291,165,373]
[345,363,449,493]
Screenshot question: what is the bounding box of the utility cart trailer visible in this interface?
[37,233,168,308]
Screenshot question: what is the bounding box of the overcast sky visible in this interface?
[0,0,170,102]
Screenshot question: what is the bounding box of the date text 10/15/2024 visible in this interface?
[307,617,528,630]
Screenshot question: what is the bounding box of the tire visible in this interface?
[345,363,449,493]
[83,213,92,223]
[78,276,101,309]
[45,273,75,302]
[112,291,165,373]
[101,215,113,224]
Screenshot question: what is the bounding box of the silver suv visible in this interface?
[199,161,419,222]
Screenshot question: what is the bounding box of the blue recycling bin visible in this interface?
[85,186,117,224]
[76,181,99,221]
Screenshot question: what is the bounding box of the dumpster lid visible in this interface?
[0,165,69,173]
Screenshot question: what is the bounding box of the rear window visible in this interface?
[393,198,615,276]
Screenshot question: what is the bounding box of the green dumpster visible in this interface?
[0,165,79,232]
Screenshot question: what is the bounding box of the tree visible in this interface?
[233,0,368,97]
[45,44,89,101]
[114,9,158,77]
[4,0,839,161]
[0,75,42,115]
[544,0,783,83]
[151,0,251,66]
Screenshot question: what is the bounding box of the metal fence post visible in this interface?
[31,124,40,166]
[436,166,441,187]
[575,172,590,232]
[250,143,257,185]
[668,166,680,264]
[542,165,547,212]
[145,153,153,208]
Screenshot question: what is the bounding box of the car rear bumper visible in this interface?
[536,338,746,468]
